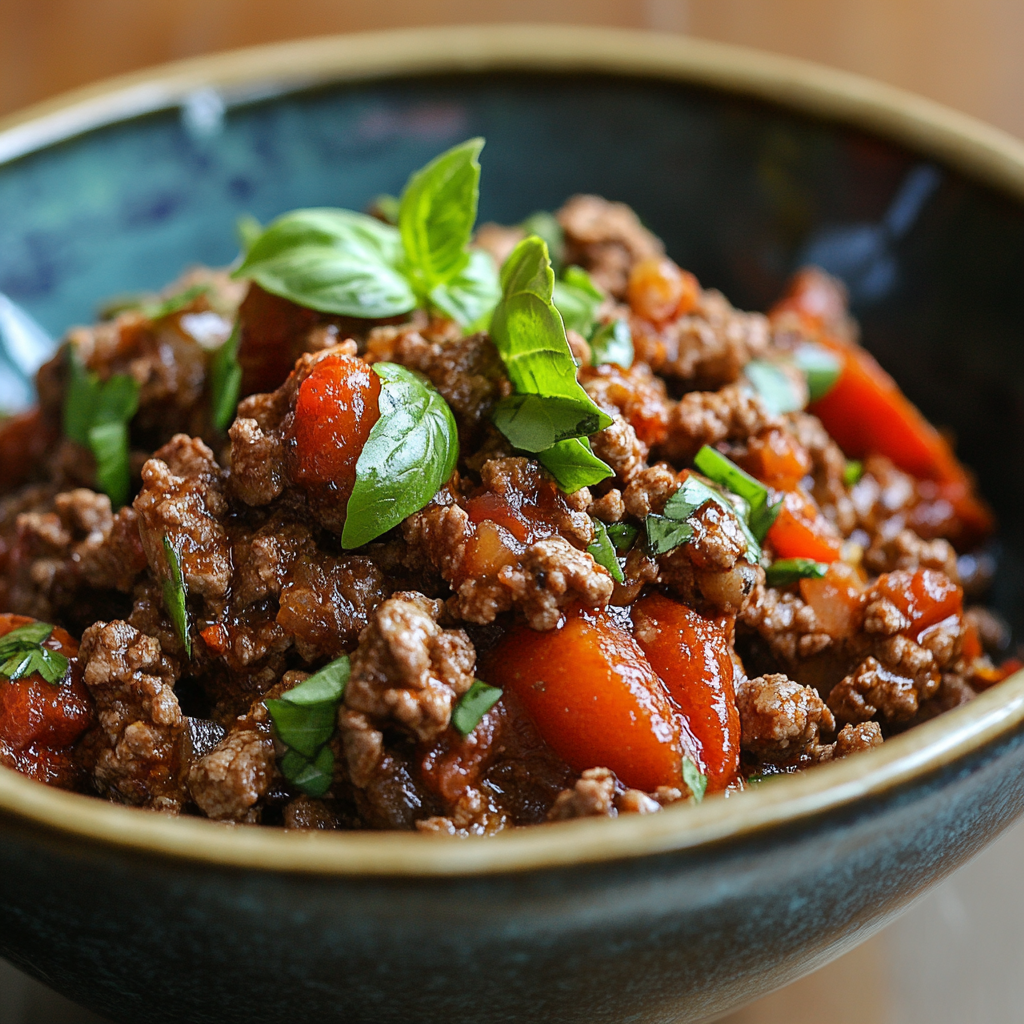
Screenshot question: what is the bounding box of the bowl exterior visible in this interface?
[0,727,1021,1024]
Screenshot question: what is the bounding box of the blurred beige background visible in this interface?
[1,2,1022,1022]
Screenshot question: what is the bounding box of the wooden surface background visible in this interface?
[0,3,1020,1023]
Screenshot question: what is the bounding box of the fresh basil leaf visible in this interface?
[682,756,708,803]
[265,699,338,758]
[605,521,639,552]
[490,235,612,455]
[371,193,400,225]
[93,374,139,425]
[234,208,415,318]
[552,265,603,336]
[693,445,782,543]
[644,514,694,556]
[237,214,262,254]
[280,746,334,798]
[843,459,864,486]
[452,680,503,736]
[399,138,484,294]
[744,359,806,415]
[795,343,843,401]
[492,394,607,453]
[0,622,68,685]
[765,558,828,587]
[590,319,634,369]
[63,349,100,445]
[537,438,612,492]
[161,537,192,657]
[280,656,350,706]
[342,362,458,549]
[210,323,242,431]
[520,211,564,272]
[88,421,131,509]
[588,519,625,583]
[663,475,762,565]
[428,248,500,329]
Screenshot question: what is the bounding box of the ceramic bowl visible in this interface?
[1,25,1024,1024]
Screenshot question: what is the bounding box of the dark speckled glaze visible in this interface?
[1,28,1024,1024]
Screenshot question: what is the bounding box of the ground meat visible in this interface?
[623,463,679,519]
[631,289,771,389]
[547,767,688,820]
[283,795,339,830]
[75,620,187,812]
[581,362,672,448]
[589,414,647,485]
[828,652,938,725]
[661,384,780,464]
[834,721,883,757]
[557,194,664,298]
[864,527,959,579]
[785,412,856,535]
[187,725,274,822]
[736,673,836,764]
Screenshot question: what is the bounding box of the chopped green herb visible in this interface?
[552,265,604,336]
[765,558,828,587]
[663,475,762,564]
[605,521,639,552]
[644,514,694,556]
[209,323,242,431]
[693,445,782,543]
[589,318,634,369]
[588,519,625,583]
[843,459,864,486]
[280,746,334,799]
[452,680,503,736]
[161,537,192,658]
[63,349,140,508]
[236,214,263,254]
[744,359,806,415]
[794,343,843,401]
[342,363,459,549]
[0,622,68,686]
[265,656,350,758]
[370,193,400,225]
[682,756,707,803]
[489,235,613,489]
[520,211,564,272]
[537,437,613,493]
[142,284,210,321]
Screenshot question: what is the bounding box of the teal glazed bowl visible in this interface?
[2,25,1024,1024]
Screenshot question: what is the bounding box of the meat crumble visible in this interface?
[0,146,1014,833]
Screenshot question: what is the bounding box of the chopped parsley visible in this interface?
[693,445,782,543]
[682,756,707,803]
[452,680,503,736]
[0,622,68,686]
[605,521,639,552]
[209,323,242,432]
[161,537,192,657]
[587,518,625,583]
[765,558,828,587]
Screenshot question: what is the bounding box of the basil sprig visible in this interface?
[587,518,625,583]
[452,680,503,736]
[520,211,564,272]
[645,474,761,563]
[744,359,805,415]
[794,343,842,401]
[209,323,242,431]
[265,657,350,798]
[234,139,500,328]
[765,558,827,587]
[0,622,69,686]
[693,445,782,543]
[161,537,192,657]
[606,522,639,552]
[342,362,458,549]
[63,349,140,508]
[489,236,613,492]
[590,319,634,369]
[682,755,708,803]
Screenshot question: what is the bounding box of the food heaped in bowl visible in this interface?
[0,137,1014,833]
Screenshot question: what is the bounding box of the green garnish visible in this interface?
[682,756,708,803]
[587,519,625,583]
[552,265,604,336]
[520,211,564,272]
[644,514,694,556]
[0,622,69,686]
[236,214,263,254]
[98,283,210,321]
[794,343,842,401]
[765,558,828,587]
[605,521,639,552]
[209,323,242,432]
[63,349,140,508]
[489,235,613,491]
[452,680,503,736]
[235,139,500,328]
[661,475,762,564]
[590,318,634,369]
[371,193,400,225]
[161,537,192,657]
[693,445,782,543]
[843,459,864,486]
[265,656,350,798]
[744,359,806,415]
[341,363,459,549]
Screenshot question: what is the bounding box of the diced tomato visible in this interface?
[766,489,844,563]
[200,623,229,656]
[740,429,812,492]
[799,562,866,639]
[631,594,739,791]
[627,257,700,324]
[289,354,381,509]
[873,569,963,643]
[483,608,684,792]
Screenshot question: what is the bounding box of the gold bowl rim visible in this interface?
[1,23,1023,878]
